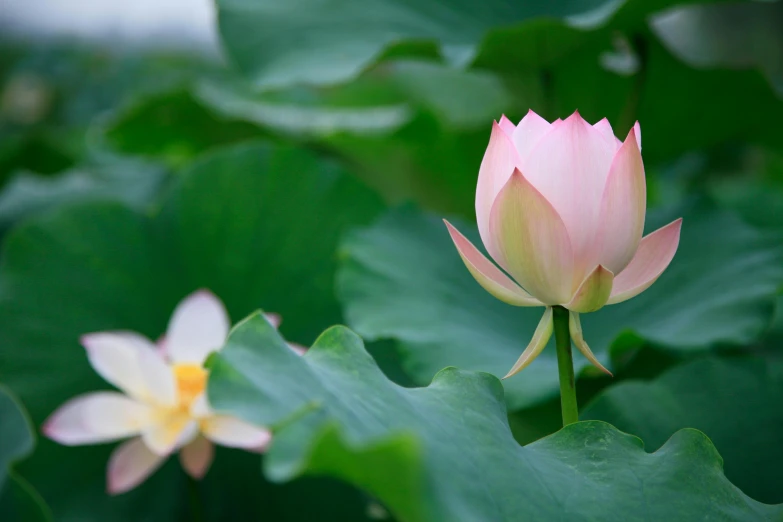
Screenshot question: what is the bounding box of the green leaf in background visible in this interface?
[96,89,264,168]
[471,0,707,73]
[0,43,221,180]
[0,385,51,522]
[209,313,783,521]
[650,1,783,97]
[216,0,619,88]
[699,148,783,232]
[198,59,515,136]
[548,35,783,164]
[212,0,783,173]
[0,142,384,521]
[196,59,520,215]
[337,203,783,409]
[583,356,783,504]
[0,156,167,233]
[195,79,412,138]
[337,206,552,409]
[0,132,75,186]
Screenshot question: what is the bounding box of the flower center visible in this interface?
[173,364,208,409]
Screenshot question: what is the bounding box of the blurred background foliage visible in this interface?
[0,0,782,520]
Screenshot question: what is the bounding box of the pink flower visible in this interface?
[444,111,681,378]
[43,290,302,494]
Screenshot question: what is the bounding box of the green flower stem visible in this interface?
[186,473,205,522]
[553,305,579,426]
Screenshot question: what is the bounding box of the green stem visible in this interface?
[553,306,578,426]
[186,473,205,522]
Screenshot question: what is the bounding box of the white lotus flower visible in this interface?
[43,290,299,494]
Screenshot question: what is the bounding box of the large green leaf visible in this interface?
[216,0,620,88]
[198,59,516,136]
[705,150,783,231]
[583,356,783,504]
[0,142,384,521]
[208,313,783,521]
[196,60,520,215]
[0,43,218,181]
[650,1,783,97]
[0,385,51,522]
[194,79,412,138]
[0,156,167,233]
[212,8,783,217]
[96,89,263,168]
[337,204,783,409]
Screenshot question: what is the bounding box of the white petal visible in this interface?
[136,347,177,408]
[82,332,157,402]
[142,414,199,456]
[82,332,177,407]
[107,437,166,494]
[189,393,211,418]
[166,290,230,364]
[179,435,214,479]
[202,415,272,451]
[44,392,154,445]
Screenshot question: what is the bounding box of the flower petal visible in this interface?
[44,392,154,445]
[262,314,307,353]
[489,169,574,304]
[566,265,614,313]
[166,290,230,365]
[502,307,554,379]
[595,126,646,275]
[511,109,552,163]
[263,313,282,329]
[288,343,308,355]
[136,347,178,408]
[523,111,617,283]
[444,220,542,307]
[84,332,177,408]
[607,218,683,305]
[179,435,214,479]
[142,414,199,456]
[475,121,521,265]
[107,437,166,495]
[202,416,272,451]
[633,121,642,150]
[189,393,211,418]
[498,114,516,134]
[594,118,622,149]
[81,332,159,402]
[568,312,612,376]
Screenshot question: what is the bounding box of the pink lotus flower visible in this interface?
[444,111,682,378]
[44,290,302,494]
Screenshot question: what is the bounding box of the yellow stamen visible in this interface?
[173,364,208,409]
